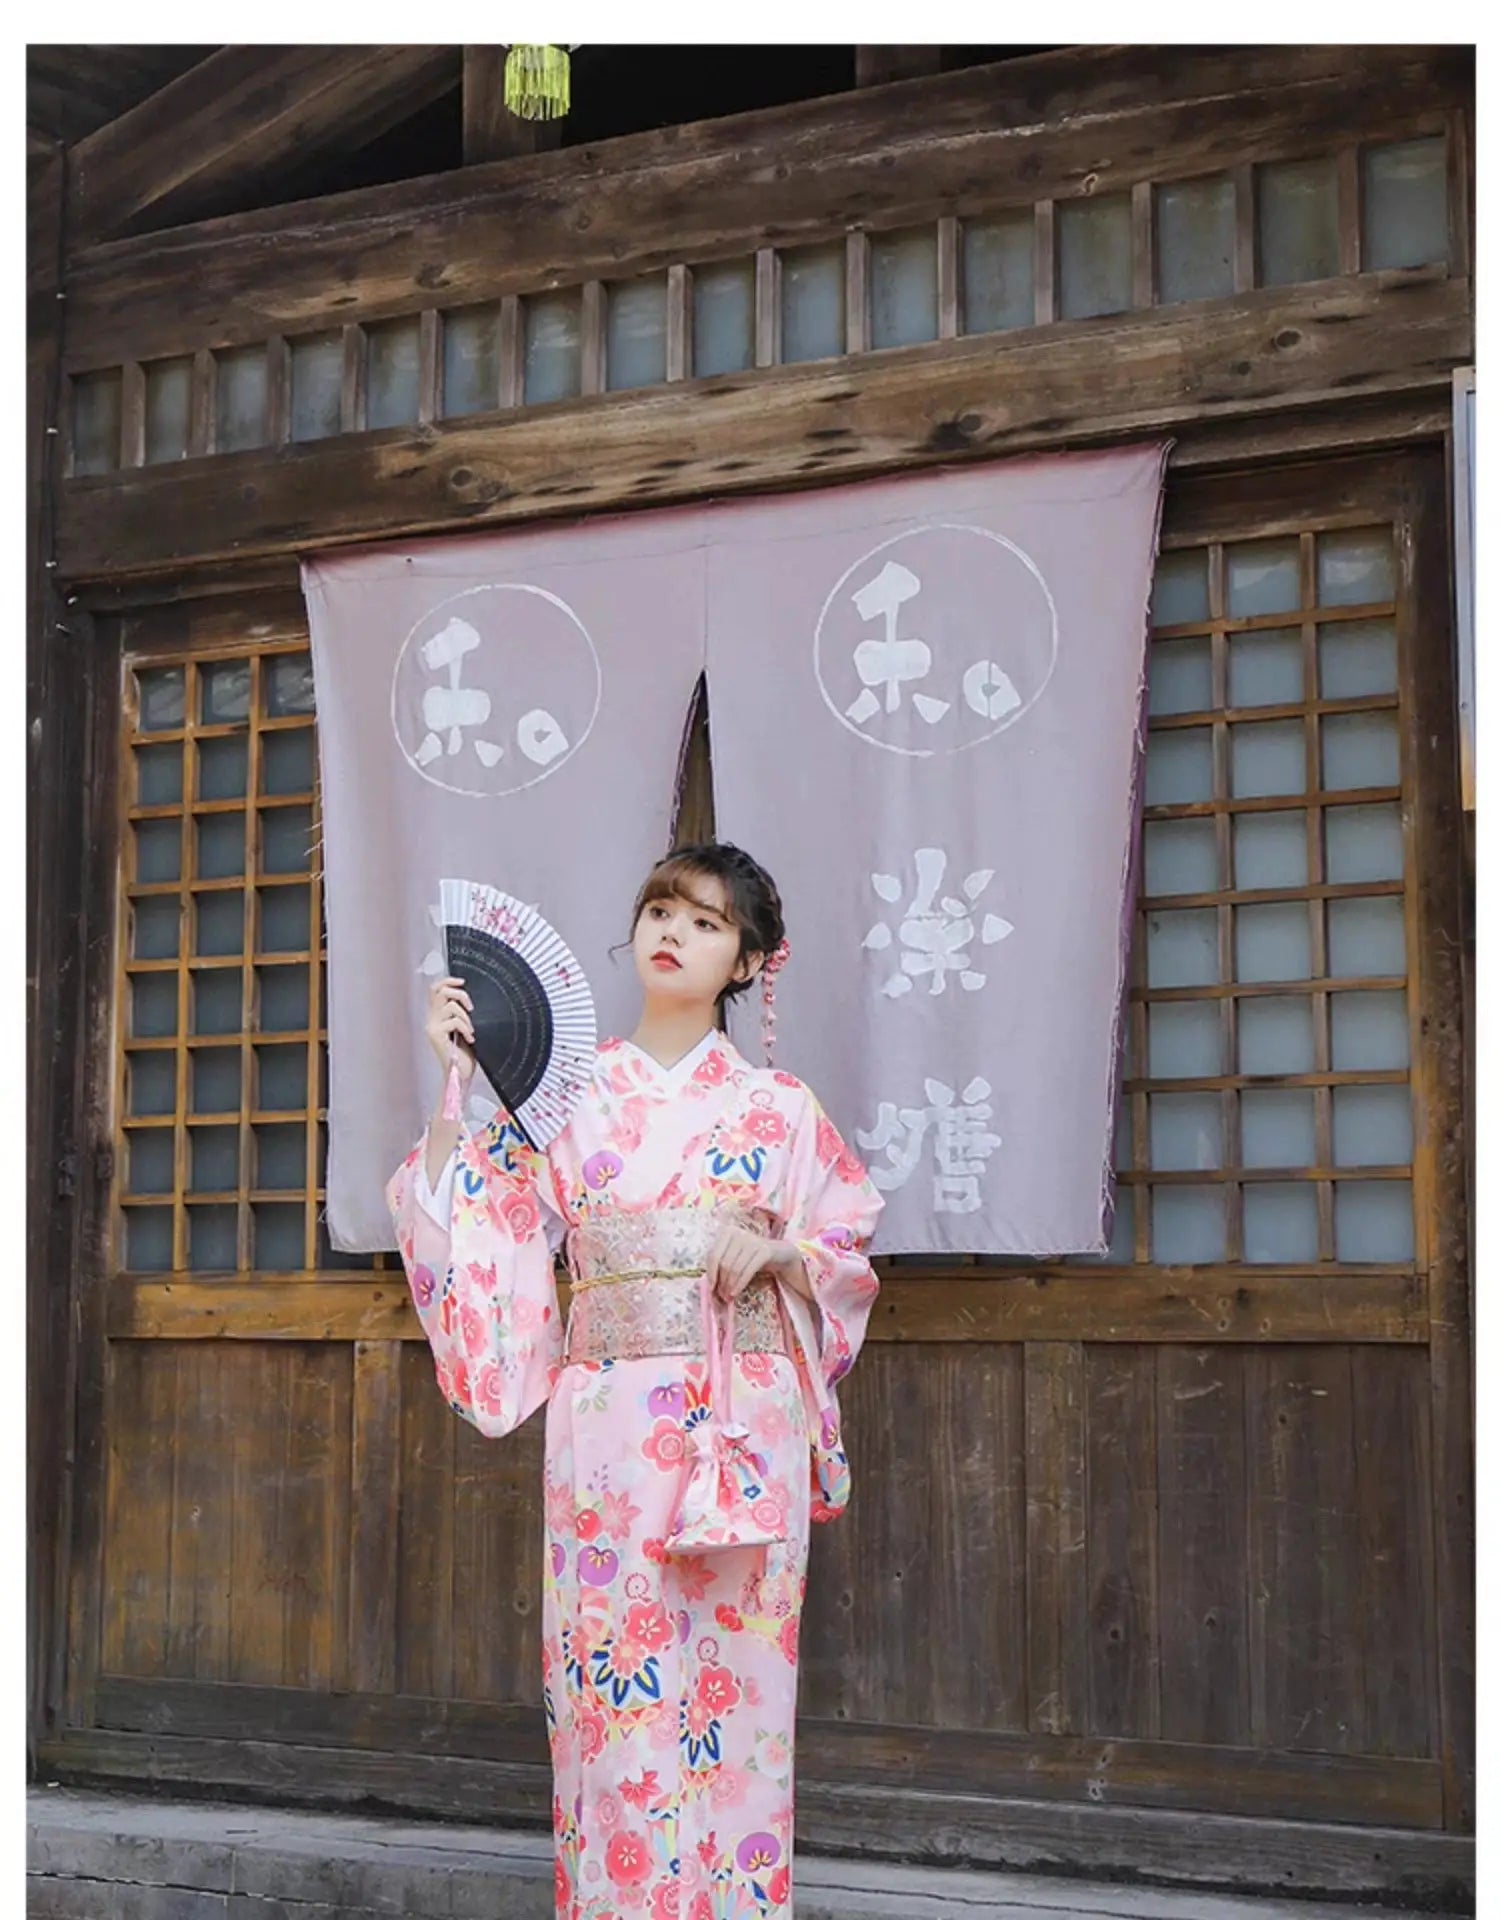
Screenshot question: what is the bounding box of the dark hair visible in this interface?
[608,841,785,1014]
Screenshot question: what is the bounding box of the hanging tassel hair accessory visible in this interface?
[760,937,791,1068]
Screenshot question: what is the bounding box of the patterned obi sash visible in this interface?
[563,1204,789,1366]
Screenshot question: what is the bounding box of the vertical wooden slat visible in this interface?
[1208,542,1241,1258]
[227,1346,288,1685]
[265,335,291,449]
[282,1345,348,1691]
[165,1343,232,1682]
[398,1346,456,1698]
[172,660,195,1274]
[304,690,323,1272]
[416,310,441,426]
[348,1341,402,1694]
[239,655,262,1275]
[340,323,368,436]
[1337,146,1363,277]
[1301,531,1335,1259]
[666,262,693,381]
[1130,895,1151,1264]
[580,280,605,396]
[1025,1341,1088,1735]
[754,247,781,368]
[1232,164,1256,293]
[119,361,146,470]
[936,216,959,339]
[845,230,870,355]
[1131,180,1156,310]
[1033,201,1057,326]
[187,349,216,460]
[99,1344,177,1676]
[1085,1345,1161,1738]
[498,295,523,409]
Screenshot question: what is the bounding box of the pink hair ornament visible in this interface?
[760,937,791,1067]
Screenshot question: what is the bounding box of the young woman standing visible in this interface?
[389,841,884,1920]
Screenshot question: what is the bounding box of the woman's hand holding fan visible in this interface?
[426,977,478,1087]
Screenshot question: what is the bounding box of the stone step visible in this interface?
[27,1787,1451,1920]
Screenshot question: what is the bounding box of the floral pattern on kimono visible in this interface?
[387,1028,884,1920]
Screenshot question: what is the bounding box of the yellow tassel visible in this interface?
[504,44,571,121]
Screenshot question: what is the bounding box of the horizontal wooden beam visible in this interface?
[59,44,1470,371]
[68,45,462,247]
[56,274,1471,584]
[105,1267,1426,1343]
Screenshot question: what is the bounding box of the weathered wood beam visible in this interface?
[58,42,1470,372]
[68,44,463,247]
[462,46,561,162]
[56,273,1471,584]
[855,46,943,88]
[106,1267,1427,1343]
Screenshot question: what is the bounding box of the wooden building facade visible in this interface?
[27,43,1475,1909]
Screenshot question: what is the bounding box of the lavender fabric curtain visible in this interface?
[305,441,1166,1256]
[303,522,709,1250]
[707,445,1169,1255]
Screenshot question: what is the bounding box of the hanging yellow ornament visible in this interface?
[504,44,573,121]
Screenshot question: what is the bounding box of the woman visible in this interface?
[388,841,884,1920]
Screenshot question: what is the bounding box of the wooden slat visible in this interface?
[56,274,1473,583]
[415,310,440,426]
[845,231,870,355]
[397,1344,455,1699]
[451,1397,546,1708]
[99,1343,176,1675]
[936,215,959,339]
[1131,179,1156,309]
[58,46,1470,370]
[1232,163,1256,292]
[665,263,692,381]
[68,45,464,246]
[105,1269,1430,1344]
[579,280,605,396]
[163,1343,231,1682]
[119,361,146,470]
[186,349,215,459]
[347,1342,401,1694]
[1338,146,1363,277]
[339,324,367,436]
[264,336,290,449]
[497,296,522,409]
[753,247,780,368]
[1026,1342,1089,1735]
[281,1343,349,1691]
[226,1345,287,1685]
[38,1723,1474,1898]
[1085,1346,1161,1737]
[1033,200,1056,326]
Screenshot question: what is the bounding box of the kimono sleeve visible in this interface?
[777,1087,885,1390]
[386,1112,567,1438]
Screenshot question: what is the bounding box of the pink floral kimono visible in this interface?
[387,1028,885,1920]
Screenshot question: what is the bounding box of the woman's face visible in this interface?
[632,875,758,1006]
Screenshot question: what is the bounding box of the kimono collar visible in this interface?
[608,1028,741,1089]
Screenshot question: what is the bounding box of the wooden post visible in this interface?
[463,47,563,163]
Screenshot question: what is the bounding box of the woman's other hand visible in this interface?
[706,1221,809,1304]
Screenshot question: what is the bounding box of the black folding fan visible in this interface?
[439,879,597,1149]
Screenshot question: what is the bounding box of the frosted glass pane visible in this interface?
[259,886,310,954]
[524,291,582,404]
[1317,528,1394,607]
[258,964,310,1033]
[1057,193,1132,319]
[198,737,248,803]
[145,358,191,464]
[189,1207,238,1272]
[443,307,500,417]
[127,1130,174,1197]
[1227,539,1299,618]
[607,274,668,391]
[261,805,312,876]
[1152,550,1210,627]
[367,317,421,429]
[1235,903,1311,982]
[1149,1001,1221,1078]
[693,260,754,377]
[190,1126,239,1192]
[135,819,180,885]
[1234,810,1308,890]
[192,968,242,1036]
[1362,136,1448,271]
[72,370,121,475]
[1147,909,1219,988]
[963,215,1033,333]
[1229,628,1303,707]
[262,728,316,798]
[1152,1186,1225,1262]
[201,659,250,725]
[196,814,245,881]
[1325,803,1403,883]
[1151,1093,1222,1170]
[1232,720,1306,799]
[1156,173,1235,304]
[1330,990,1409,1070]
[192,1048,241,1114]
[1333,1085,1412,1167]
[1107,1187,1134,1262]
[1335,1180,1413,1261]
[264,652,315,719]
[215,346,266,452]
[131,973,178,1040]
[1258,156,1339,286]
[1237,995,1315,1074]
[257,1043,308,1111]
[1323,713,1399,791]
[1328,896,1405,976]
[136,748,184,813]
[195,894,243,958]
[254,1203,304,1267]
[136,667,185,732]
[1241,1088,1316,1168]
[1319,618,1397,697]
[782,245,845,364]
[290,333,343,442]
[255,1123,306,1190]
[125,1208,174,1273]
[871,227,938,349]
[1244,1184,1319,1263]
[128,1052,176,1117]
[1145,819,1218,895]
[1145,729,1214,804]
[133,899,180,962]
[1149,639,1212,716]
